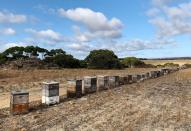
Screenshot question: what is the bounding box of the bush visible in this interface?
[164,63,179,67]
[121,57,146,68]
[0,53,7,65]
[53,54,81,68]
[85,49,122,69]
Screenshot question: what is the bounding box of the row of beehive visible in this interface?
[10,68,179,115]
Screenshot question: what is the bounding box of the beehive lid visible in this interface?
[11,90,29,95]
[43,81,59,85]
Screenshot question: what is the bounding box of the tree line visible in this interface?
[0,46,148,69]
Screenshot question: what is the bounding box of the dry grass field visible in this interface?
[143,59,191,66]
[0,68,153,109]
[0,68,191,130]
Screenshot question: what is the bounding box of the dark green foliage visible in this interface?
[163,63,179,67]
[121,57,146,68]
[79,60,87,68]
[182,64,191,68]
[0,53,7,65]
[85,49,122,69]
[53,54,80,68]
[48,49,66,56]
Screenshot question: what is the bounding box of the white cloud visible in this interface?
[68,43,94,52]
[152,0,172,6]
[58,8,123,41]
[0,42,28,52]
[146,8,160,17]
[0,28,16,35]
[148,1,191,38]
[25,29,68,44]
[0,11,27,24]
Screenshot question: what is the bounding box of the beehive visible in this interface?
[83,76,97,94]
[108,76,116,88]
[10,90,29,115]
[115,76,120,87]
[145,72,150,79]
[150,71,157,78]
[108,76,119,88]
[161,68,170,75]
[156,71,160,77]
[132,75,138,83]
[119,76,128,85]
[97,75,109,91]
[140,74,146,81]
[67,79,83,98]
[137,74,142,82]
[127,75,133,83]
[42,81,59,105]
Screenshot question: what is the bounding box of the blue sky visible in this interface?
[0,0,191,59]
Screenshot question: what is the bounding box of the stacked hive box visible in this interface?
[115,76,120,87]
[67,79,83,98]
[83,76,97,94]
[10,90,29,115]
[132,75,138,83]
[119,76,129,85]
[119,76,125,85]
[150,71,157,78]
[127,75,133,83]
[161,68,170,75]
[42,82,59,105]
[108,76,120,88]
[156,71,161,77]
[97,75,109,91]
[145,72,150,79]
[140,74,146,81]
[137,74,142,82]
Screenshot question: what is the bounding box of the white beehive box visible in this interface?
[83,76,97,94]
[97,75,109,91]
[42,81,59,105]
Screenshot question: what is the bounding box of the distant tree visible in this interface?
[85,49,122,69]
[121,57,146,68]
[53,54,80,68]
[48,49,66,56]
[3,46,25,59]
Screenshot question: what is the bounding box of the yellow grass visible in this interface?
[143,59,191,66]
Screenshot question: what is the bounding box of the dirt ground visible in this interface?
[1,68,191,130]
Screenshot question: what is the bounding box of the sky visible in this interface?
[0,0,191,59]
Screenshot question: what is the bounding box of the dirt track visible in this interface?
[1,69,191,130]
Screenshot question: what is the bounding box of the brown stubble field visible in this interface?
[1,68,191,130]
[0,68,153,109]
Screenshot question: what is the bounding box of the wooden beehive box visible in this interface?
[145,72,150,79]
[67,79,83,98]
[127,75,133,83]
[156,70,161,77]
[114,76,120,87]
[140,74,146,81]
[150,71,157,78]
[108,76,116,88]
[119,76,127,85]
[83,76,97,94]
[42,81,59,105]
[10,90,29,115]
[136,74,142,82]
[132,75,138,83]
[97,75,109,91]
